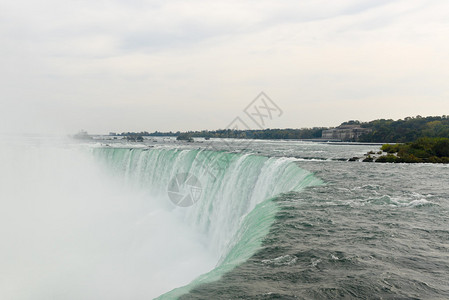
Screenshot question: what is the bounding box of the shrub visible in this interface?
[433,138,449,157]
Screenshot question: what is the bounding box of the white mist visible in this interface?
[0,137,216,300]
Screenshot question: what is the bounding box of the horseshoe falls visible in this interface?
[0,140,321,300]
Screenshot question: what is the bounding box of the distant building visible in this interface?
[73,130,92,140]
[321,125,371,141]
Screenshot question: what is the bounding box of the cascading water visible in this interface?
[0,140,321,300]
[92,147,322,298]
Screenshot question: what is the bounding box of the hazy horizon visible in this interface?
[1,0,448,134]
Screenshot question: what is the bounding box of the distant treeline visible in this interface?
[118,128,326,140]
[116,115,449,143]
[358,115,449,142]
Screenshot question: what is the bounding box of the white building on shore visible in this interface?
[321,125,371,141]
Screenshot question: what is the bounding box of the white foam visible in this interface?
[407,199,432,207]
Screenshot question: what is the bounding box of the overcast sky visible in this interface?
[1,0,448,134]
